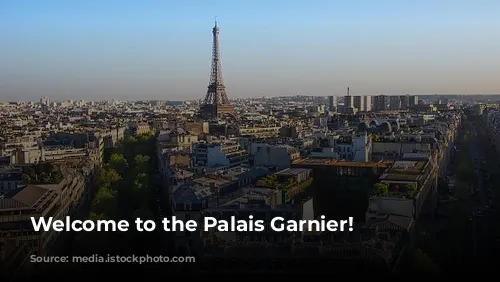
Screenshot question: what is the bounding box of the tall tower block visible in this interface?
[200,20,235,119]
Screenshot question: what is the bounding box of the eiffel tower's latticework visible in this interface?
[201,20,235,119]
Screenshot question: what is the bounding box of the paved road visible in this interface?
[466,121,499,267]
[434,120,498,272]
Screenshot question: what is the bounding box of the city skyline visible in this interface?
[1,0,500,101]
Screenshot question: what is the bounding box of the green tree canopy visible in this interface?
[109,153,128,176]
[132,207,154,221]
[21,174,31,185]
[134,154,150,174]
[97,167,121,188]
[91,186,117,217]
[42,162,55,175]
[409,248,443,278]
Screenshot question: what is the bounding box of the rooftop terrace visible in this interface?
[379,160,428,182]
[293,158,392,168]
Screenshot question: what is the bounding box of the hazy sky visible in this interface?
[1,0,499,101]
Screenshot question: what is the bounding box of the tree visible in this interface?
[42,162,54,175]
[415,233,442,261]
[132,207,154,221]
[132,179,144,193]
[373,182,389,197]
[409,249,443,278]
[97,167,121,186]
[76,212,112,255]
[108,153,128,176]
[22,166,36,178]
[134,154,150,174]
[136,135,154,155]
[437,177,448,195]
[34,163,44,175]
[91,186,117,217]
[121,136,138,160]
[39,172,50,184]
[21,174,31,185]
[51,171,64,183]
[405,183,418,198]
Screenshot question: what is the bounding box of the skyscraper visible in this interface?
[373,95,388,112]
[363,96,372,111]
[344,87,354,110]
[328,96,337,112]
[353,96,364,112]
[389,96,401,110]
[399,95,410,109]
[409,95,419,107]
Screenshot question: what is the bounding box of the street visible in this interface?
[431,117,500,274]
[467,121,499,266]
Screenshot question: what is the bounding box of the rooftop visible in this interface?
[379,159,428,182]
[0,184,55,211]
[276,168,311,176]
[364,214,414,232]
[293,158,392,168]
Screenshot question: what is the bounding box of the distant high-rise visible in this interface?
[353,96,365,112]
[344,87,354,110]
[200,20,235,119]
[399,95,410,109]
[344,95,354,109]
[409,95,419,107]
[389,96,401,110]
[363,96,372,111]
[328,96,337,112]
[373,95,388,112]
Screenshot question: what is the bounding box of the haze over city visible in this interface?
[3,1,500,278]
[1,0,499,101]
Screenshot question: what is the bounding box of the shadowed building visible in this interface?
[292,158,392,222]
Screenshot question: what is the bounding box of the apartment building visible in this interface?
[352,95,369,112]
[251,144,301,171]
[389,96,401,111]
[366,152,439,223]
[192,140,249,173]
[0,166,88,257]
[328,96,337,112]
[310,132,371,162]
[157,131,199,153]
[363,96,373,112]
[0,135,40,163]
[128,122,151,136]
[172,167,269,253]
[372,95,388,112]
[238,126,282,138]
[0,167,22,196]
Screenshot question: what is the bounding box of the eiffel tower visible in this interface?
[200,20,235,120]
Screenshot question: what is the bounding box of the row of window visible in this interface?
[0,181,20,190]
